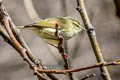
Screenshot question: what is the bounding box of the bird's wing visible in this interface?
[32,19,56,28]
[25,17,68,29]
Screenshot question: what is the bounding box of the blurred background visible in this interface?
[0,0,120,80]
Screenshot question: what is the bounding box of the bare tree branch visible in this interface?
[60,0,74,80]
[75,0,111,80]
[37,61,120,74]
[0,2,60,80]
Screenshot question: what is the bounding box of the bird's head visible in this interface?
[66,17,86,31]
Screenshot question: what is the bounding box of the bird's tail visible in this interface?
[17,26,25,29]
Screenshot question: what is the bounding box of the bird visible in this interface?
[17,17,85,47]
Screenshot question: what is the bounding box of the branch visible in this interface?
[0,26,18,51]
[75,0,111,80]
[37,61,120,74]
[60,0,74,80]
[55,22,73,80]
[0,2,61,80]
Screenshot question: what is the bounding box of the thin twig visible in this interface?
[37,61,120,74]
[0,26,18,51]
[60,0,74,79]
[0,24,60,80]
[55,22,73,79]
[60,0,68,55]
[34,67,51,80]
[0,19,48,80]
[76,0,112,80]
[0,2,52,80]
[39,59,62,80]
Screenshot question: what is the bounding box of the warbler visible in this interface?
[18,17,85,47]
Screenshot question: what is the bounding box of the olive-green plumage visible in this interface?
[18,17,84,47]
